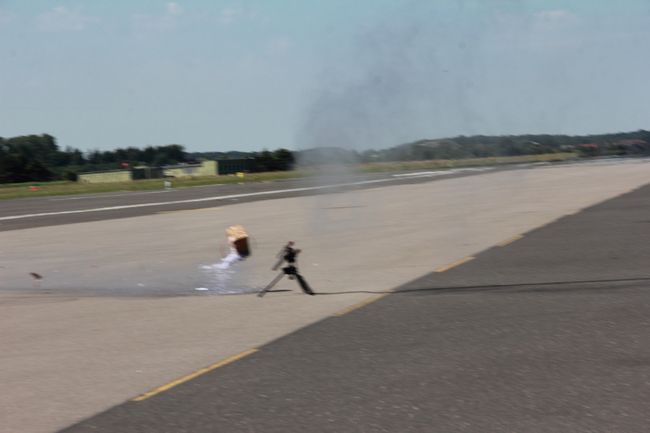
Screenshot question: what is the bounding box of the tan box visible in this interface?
[227,225,250,257]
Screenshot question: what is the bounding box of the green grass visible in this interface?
[0,153,578,201]
[0,171,306,200]
[358,152,577,172]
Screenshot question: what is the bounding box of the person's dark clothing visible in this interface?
[283,246,298,264]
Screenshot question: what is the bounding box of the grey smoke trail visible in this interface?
[297,0,649,150]
[293,1,555,235]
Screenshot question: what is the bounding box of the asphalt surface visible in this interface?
[57,183,650,432]
[0,165,514,231]
[4,158,642,233]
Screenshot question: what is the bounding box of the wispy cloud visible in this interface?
[166,2,183,16]
[35,6,97,32]
[266,36,292,55]
[529,9,581,49]
[0,7,14,27]
[219,7,243,25]
[492,8,581,51]
[132,2,184,33]
[535,9,575,22]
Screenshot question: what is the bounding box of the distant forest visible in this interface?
[1,130,650,183]
[0,134,294,183]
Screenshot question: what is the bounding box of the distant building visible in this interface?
[213,159,255,175]
[78,169,134,184]
[614,139,648,149]
[164,159,255,177]
[77,159,255,184]
[163,160,218,178]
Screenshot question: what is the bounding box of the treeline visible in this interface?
[0,134,189,183]
[2,129,650,183]
[358,130,650,163]
[189,149,295,172]
[0,134,295,183]
[296,130,650,165]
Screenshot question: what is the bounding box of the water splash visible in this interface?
[195,263,258,295]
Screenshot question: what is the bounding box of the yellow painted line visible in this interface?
[434,256,475,273]
[334,293,390,317]
[497,234,523,247]
[132,348,258,401]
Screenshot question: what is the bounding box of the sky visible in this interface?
[1,0,650,153]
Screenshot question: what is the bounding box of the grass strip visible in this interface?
[0,153,577,200]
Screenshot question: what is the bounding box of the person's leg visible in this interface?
[258,273,284,297]
[295,273,315,295]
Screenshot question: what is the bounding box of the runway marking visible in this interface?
[0,178,405,222]
[334,293,390,316]
[156,207,217,215]
[392,171,450,177]
[434,256,475,272]
[132,348,258,402]
[497,234,523,247]
[391,167,494,178]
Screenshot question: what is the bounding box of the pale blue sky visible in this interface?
[1,1,649,152]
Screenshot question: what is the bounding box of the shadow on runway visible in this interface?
[315,276,650,297]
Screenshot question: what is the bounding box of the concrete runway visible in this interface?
[61,181,650,433]
[0,167,500,231]
[2,159,650,433]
